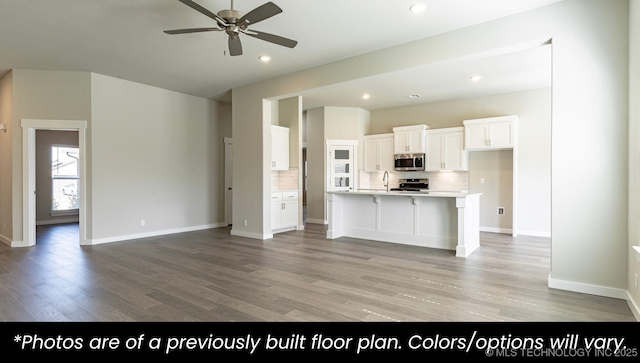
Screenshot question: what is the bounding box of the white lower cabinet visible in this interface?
[271,191,298,232]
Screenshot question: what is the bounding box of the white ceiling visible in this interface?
[0,0,560,111]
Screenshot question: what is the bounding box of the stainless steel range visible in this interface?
[390,178,429,191]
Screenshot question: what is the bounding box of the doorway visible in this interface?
[21,119,87,247]
[224,137,233,226]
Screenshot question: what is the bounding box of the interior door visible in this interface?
[224,138,233,226]
[328,145,354,192]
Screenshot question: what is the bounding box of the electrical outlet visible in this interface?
[243,220,248,227]
[497,207,505,216]
[635,274,638,290]
[140,219,145,227]
[480,178,485,184]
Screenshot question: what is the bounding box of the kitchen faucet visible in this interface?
[383,171,389,192]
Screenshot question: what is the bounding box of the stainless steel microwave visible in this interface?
[394,153,425,171]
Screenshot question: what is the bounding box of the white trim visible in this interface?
[21,119,88,247]
[305,218,328,225]
[626,292,640,321]
[231,229,273,240]
[37,218,79,226]
[517,229,551,238]
[633,246,640,262]
[0,234,10,246]
[10,240,28,248]
[548,274,628,300]
[50,209,79,217]
[91,223,227,245]
[480,226,513,235]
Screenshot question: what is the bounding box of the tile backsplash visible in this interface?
[362,170,468,192]
[271,168,299,191]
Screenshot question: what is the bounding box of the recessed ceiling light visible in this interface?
[469,75,482,82]
[410,3,428,13]
[408,94,422,99]
[259,55,271,62]
[362,94,371,100]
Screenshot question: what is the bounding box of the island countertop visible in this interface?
[329,190,480,198]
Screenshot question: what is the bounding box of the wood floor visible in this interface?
[0,223,635,322]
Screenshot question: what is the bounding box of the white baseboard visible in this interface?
[0,233,11,247]
[10,240,28,248]
[480,226,513,234]
[305,218,327,225]
[626,292,640,321]
[517,229,551,238]
[37,218,79,226]
[548,274,628,300]
[91,222,227,245]
[230,229,273,240]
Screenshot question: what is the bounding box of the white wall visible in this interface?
[370,88,552,237]
[90,73,229,242]
[548,0,629,296]
[231,0,630,298]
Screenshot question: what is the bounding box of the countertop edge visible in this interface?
[327,190,481,198]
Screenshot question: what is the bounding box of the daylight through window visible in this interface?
[52,146,80,211]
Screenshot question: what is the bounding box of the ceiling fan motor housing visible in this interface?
[217,9,243,24]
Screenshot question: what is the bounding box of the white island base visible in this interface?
[327,191,481,258]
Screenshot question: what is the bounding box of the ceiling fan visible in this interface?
[164,0,298,56]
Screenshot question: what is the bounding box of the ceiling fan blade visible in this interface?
[164,27,221,34]
[244,30,297,48]
[178,0,228,26]
[238,2,282,27]
[228,33,243,56]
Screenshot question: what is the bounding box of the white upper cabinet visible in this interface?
[463,115,518,150]
[425,127,468,171]
[393,124,428,154]
[271,125,289,170]
[363,133,394,172]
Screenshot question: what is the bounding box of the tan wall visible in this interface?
[628,0,640,318]
[0,71,13,244]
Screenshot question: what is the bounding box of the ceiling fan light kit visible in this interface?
[164,0,298,56]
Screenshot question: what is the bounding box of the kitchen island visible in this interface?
[326,190,481,257]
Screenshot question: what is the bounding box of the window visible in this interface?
[51,145,79,212]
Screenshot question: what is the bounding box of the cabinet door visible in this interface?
[378,137,395,171]
[363,139,379,172]
[407,130,425,154]
[329,145,354,192]
[271,126,289,170]
[281,200,298,228]
[394,131,409,154]
[271,201,282,230]
[425,134,443,171]
[443,132,466,170]
[488,122,514,148]
[465,124,489,149]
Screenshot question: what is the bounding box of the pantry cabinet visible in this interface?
[271,125,290,170]
[425,127,468,171]
[463,116,517,150]
[271,191,298,232]
[393,125,428,154]
[363,133,394,172]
